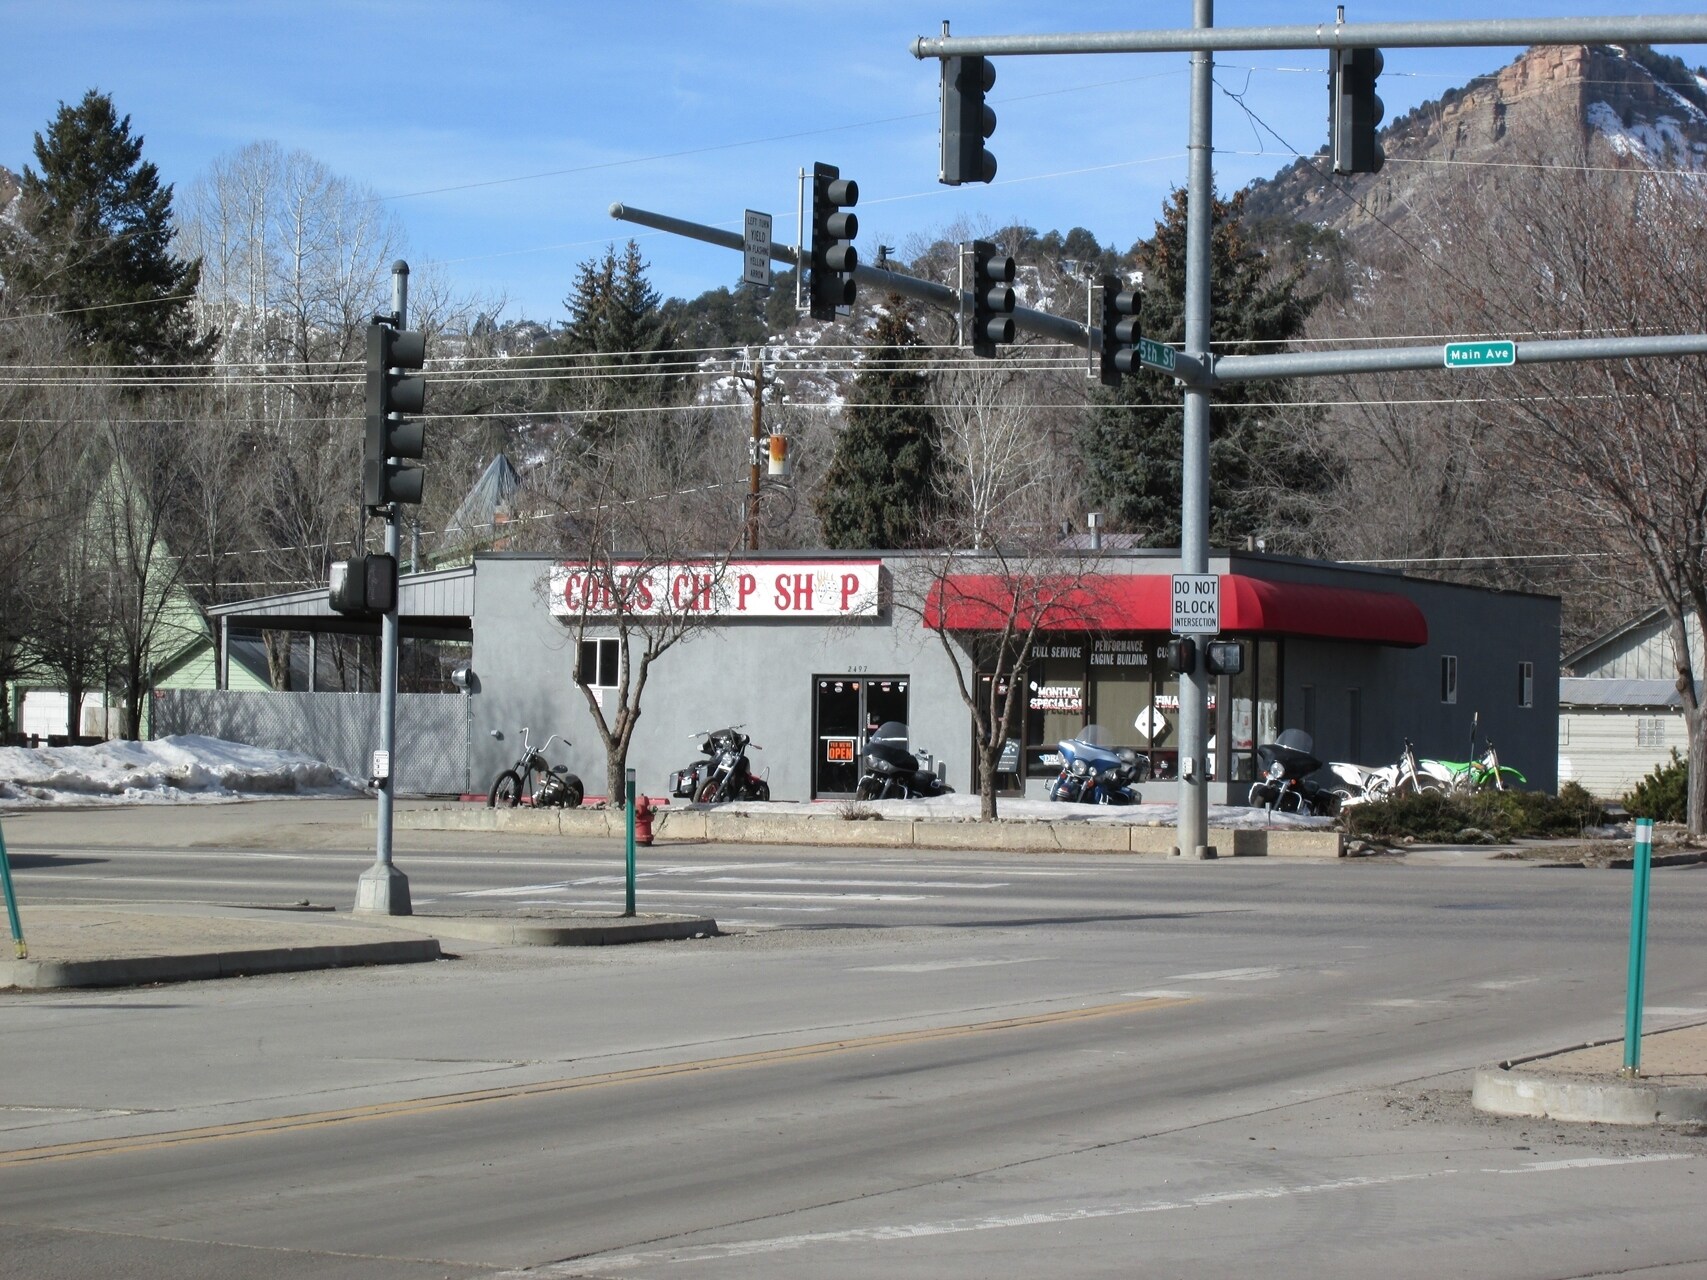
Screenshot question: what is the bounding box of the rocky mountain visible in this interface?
[1244,43,1707,239]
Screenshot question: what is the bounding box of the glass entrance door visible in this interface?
[813,675,908,797]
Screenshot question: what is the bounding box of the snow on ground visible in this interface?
[0,736,363,810]
[697,793,1333,830]
[0,736,1320,829]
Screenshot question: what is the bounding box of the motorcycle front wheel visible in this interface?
[855,777,879,801]
[696,778,722,804]
[488,770,524,808]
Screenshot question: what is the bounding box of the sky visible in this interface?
[4,1,1706,325]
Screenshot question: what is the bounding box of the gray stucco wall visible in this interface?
[465,551,1561,803]
[468,555,974,801]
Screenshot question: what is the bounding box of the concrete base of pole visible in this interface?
[353,863,413,916]
[1171,845,1219,859]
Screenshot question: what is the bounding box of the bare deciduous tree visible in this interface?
[1411,141,1707,830]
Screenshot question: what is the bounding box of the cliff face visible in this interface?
[1243,44,1707,238]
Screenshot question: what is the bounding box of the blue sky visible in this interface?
[5,1,1705,324]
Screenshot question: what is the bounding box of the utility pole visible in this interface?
[746,357,765,551]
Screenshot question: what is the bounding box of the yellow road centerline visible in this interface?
[0,997,1186,1167]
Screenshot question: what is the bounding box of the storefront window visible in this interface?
[1256,638,1279,751]
[1013,633,1279,787]
[1024,640,1086,775]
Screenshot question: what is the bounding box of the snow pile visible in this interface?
[0,736,363,810]
[696,793,1332,830]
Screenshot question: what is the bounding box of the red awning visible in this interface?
[923,572,1427,647]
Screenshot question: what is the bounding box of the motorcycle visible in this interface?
[679,726,770,804]
[487,726,584,808]
[1421,714,1526,795]
[855,722,954,800]
[1326,738,1438,809]
[1248,728,1335,816]
[1049,724,1149,804]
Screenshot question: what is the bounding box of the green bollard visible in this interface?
[1,818,26,959]
[1622,816,1654,1076]
[624,767,637,917]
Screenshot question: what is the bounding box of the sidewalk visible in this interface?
[0,903,717,992]
[1472,1020,1707,1126]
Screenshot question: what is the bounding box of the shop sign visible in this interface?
[551,560,881,619]
[1028,683,1084,712]
[1030,642,1084,660]
[1090,638,1150,667]
[997,738,1021,773]
[824,737,856,763]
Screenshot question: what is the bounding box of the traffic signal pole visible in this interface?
[1176,0,1215,858]
[355,260,413,916]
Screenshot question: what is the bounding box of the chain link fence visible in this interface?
[153,691,470,796]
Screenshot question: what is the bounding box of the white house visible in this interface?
[1559,608,1702,798]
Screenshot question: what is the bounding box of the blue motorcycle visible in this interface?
[1050,725,1150,804]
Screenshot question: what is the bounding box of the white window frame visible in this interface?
[1517,661,1533,709]
[1441,655,1458,705]
[1637,717,1668,749]
[577,636,622,689]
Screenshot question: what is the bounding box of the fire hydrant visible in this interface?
[633,794,656,846]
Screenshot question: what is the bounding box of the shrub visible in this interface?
[1343,782,1605,844]
[1623,749,1688,823]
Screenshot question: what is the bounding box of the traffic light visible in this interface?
[328,553,397,617]
[970,239,1015,358]
[940,55,997,185]
[1330,46,1385,175]
[808,162,858,322]
[1204,640,1245,677]
[1099,273,1142,386]
[363,320,427,510]
[1167,637,1198,676]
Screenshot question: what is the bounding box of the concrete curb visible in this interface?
[390,806,1344,858]
[0,937,442,992]
[1472,1061,1707,1126]
[359,913,719,947]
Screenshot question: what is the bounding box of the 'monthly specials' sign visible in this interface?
[550,560,882,619]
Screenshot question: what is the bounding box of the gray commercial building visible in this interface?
[186,550,1560,804]
[176,549,1563,802]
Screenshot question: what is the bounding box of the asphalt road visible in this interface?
[2,800,1705,1278]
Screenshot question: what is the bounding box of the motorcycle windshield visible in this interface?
[1073,724,1113,749]
[1275,728,1315,755]
[870,721,910,744]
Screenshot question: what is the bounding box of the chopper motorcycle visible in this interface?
[487,727,584,808]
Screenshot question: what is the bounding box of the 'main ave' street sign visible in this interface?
[1444,339,1516,369]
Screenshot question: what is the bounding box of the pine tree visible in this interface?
[1082,188,1328,548]
[0,90,214,366]
[815,297,941,549]
[543,241,686,438]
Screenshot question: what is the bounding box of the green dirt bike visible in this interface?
[1420,714,1526,796]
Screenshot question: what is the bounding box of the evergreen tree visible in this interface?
[1082,188,1329,548]
[542,241,687,441]
[815,297,941,549]
[0,90,214,366]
